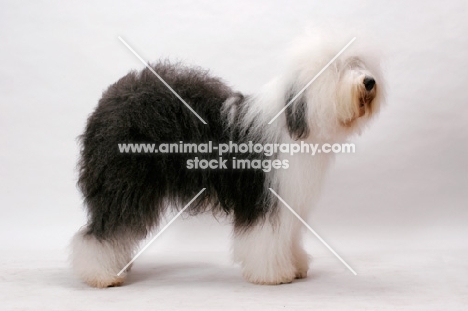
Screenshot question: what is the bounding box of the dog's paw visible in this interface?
[242,268,296,285]
[244,274,295,285]
[295,268,308,279]
[293,259,309,279]
[293,249,310,279]
[83,274,126,288]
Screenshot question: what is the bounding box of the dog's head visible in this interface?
[283,31,385,141]
[335,57,381,129]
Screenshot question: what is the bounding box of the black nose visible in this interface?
[363,76,375,91]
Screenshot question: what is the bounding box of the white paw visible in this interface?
[83,274,126,288]
[242,266,296,285]
[293,249,310,279]
[70,229,133,288]
[295,268,308,279]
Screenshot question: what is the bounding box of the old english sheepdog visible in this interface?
[71,32,384,288]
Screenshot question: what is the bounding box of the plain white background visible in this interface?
[1,0,467,310]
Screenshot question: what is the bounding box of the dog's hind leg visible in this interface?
[70,180,162,288]
[71,150,163,287]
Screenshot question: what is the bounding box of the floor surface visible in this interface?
[1,225,466,310]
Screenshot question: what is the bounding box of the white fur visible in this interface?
[232,30,384,284]
[233,151,330,283]
[285,29,384,140]
[233,206,299,284]
[70,229,137,288]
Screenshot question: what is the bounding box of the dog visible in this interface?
[71,31,384,288]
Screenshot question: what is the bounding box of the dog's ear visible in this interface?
[285,91,310,140]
